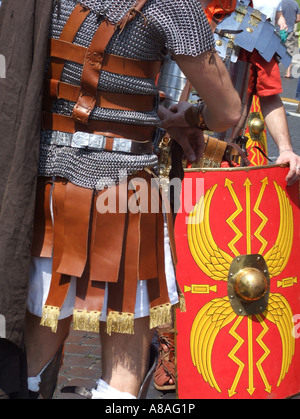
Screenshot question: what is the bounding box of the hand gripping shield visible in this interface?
[175,165,300,399]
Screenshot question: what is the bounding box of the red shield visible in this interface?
[175,165,300,399]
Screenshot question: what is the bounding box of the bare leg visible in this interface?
[284,64,292,78]
[100,316,154,397]
[25,310,72,377]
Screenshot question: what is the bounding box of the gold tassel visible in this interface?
[73,309,100,333]
[40,305,60,333]
[106,311,134,336]
[174,292,186,313]
[149,303,172,330]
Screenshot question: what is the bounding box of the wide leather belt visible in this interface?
[41,130,153,155]
[42,112,156,142]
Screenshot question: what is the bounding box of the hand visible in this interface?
[166,125,205,163]
[158,105,205,162]
[159,102,193,129]
[276,150,300,186]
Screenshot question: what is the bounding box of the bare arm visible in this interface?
[161,51,241,133]
[276,11,288,30]
[260,94,300,185]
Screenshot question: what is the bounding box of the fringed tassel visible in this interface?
[73,309,100,333]
[149,303,172,330]
[40,305,60,333]
[106,311,134,336]
[174,292,186,313]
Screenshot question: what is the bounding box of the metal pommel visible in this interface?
[234,267,268,302]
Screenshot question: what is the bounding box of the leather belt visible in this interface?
[41,130,153,155]
[42,112,156,142]
[44,79,156,112]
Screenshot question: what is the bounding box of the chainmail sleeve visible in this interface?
[152,0,215,57]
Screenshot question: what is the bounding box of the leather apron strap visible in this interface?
[32,178,54,258]
[89,184,127,284]
[56,182,94,278]
[47,3,91,80]
[73,264,106,333]
[106,189,140,335]
[40,180,72,333]
[72,20,116,124]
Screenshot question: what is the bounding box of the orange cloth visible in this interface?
[204,0,237,23]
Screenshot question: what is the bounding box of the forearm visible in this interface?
[259,95,293,152]
[276,11,287,30]
[174,52,241,132]
[259,94,300,186]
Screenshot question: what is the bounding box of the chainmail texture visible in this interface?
[39,143,159,190]
[41,0,215,188]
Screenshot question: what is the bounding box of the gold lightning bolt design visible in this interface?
[225,179,243,257]
[228,316,245,397]
[255,314,272,393]
[253,177,269,254]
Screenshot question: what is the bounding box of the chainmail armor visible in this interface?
[41,0,215,188]
[39,142,159,190]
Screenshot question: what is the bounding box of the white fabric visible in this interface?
[27,358,53,392]
[252,0,282,24]
[27,375,41,393]
[91,379,136,399]
[27,220,178,321]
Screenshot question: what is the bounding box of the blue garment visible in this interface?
[296,77,300,101]
[282,0,300,32]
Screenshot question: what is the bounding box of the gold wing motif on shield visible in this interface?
[263,293,295,386]
[190,293,295,394]
[187,181,293,280]
[190,296,236,393]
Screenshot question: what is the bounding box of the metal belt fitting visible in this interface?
[41,131,153,154]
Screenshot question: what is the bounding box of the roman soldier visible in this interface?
[0,0,241,399]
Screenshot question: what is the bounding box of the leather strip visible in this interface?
[118,0,150,29]
[60,4,90,41]
[44,180,72,311]
[212,138,228,163]
[42,111,156,142]
[131,172,158,281]
[147,201,171,310]
[41,130,153,155]
[203,136,227,163]
[46,4,90,81]
[72,20,116,124]
[102,54,161,79]
[73,264,106,328]
[31,177,54,258]
[49,38,161,79]
[89,184,127,283]
[106,188,140,317]
[44,79,155,112]
[49,39,87,66]
[56,182,93,278]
